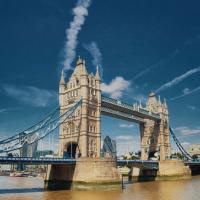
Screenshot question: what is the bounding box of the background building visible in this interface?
[189,144,200,157]
[102,136,117,158]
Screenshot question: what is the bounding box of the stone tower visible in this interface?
[140,92,171,161]
[59,57,101,158]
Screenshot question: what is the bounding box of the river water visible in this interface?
[0,176,200,200]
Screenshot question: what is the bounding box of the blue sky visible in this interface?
[0,0,200,155]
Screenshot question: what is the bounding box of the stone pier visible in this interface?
[157,160,191,180]
[128,160,191,182]
[45,158,121,190]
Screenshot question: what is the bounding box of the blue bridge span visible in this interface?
[0,156,199,170]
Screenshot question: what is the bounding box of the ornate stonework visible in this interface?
[59,57,101,158]
[58,58,170,161]
[140,92,171,160]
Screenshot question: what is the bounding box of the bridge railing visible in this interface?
[101,95,160,120]
[101,107,144,123]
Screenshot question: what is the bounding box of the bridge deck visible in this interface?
[0,157,158,169]
[0,157,199,170]
[101,96,161,123]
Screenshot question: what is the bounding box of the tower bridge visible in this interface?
[0,57,199,189]
[58,57,170,161]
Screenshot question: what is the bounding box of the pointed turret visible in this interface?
[163,98,168,109]
[73,57,88,76]
[59,69,65,107]
[139,99,142,108]
[82,59,88,75]
[95,65,101,81]
[146,92,158,112]
[60,69,65,85]
[158,95,161,104]
[77,56,82,65]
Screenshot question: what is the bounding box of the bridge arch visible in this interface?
[63,142,80,159]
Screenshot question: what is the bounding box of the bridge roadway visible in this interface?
[1,157,199,169]
[0,156,159,169]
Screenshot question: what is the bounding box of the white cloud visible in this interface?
[169,86,200,101]
[181,142,190,146]
[101,76,131,99]
[187,105,197,110]
[115,135,140,155]
[0,131,10,140]
[3,85,57,107]
[83,41,102,67]
[63,0,92,70]
[156,66,200,93]
[183,88,190,94]
[116,135,134,141]
[83,41,103,78]
[119,124,134,128]
[175,126,200,136]
[132,94,147,104]
[0,109,7,113]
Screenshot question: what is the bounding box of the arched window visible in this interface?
[76,79,79,86]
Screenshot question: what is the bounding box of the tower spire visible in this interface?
[60,69,65,85]
[163,98,167,108]
[95,65,101,80]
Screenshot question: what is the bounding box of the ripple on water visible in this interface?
[0,176,200,200]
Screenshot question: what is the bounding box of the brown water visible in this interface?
[0,176,200,200]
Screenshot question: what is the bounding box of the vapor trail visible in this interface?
[169,86,200,101]
[133,49,179,81]
[83,41,103,77]
[156,66,200,93]
[63,0,92,71]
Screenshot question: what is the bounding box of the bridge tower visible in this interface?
[140,92,171,161]
[59,57,101,158]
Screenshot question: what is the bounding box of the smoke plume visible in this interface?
[63,0,92,70]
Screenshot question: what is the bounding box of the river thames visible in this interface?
[0,176,199,200]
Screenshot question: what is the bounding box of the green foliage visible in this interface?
[170,152,184,160]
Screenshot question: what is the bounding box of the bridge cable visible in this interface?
[169,126,192,160]
[0,99,82,153]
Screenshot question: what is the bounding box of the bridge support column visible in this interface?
[44,158,120,190]
[58,58,102,158]
[79,100,88,157]
[141,92,171,161]
[140,119,158,160]
[157,160,191,180]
